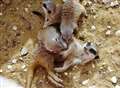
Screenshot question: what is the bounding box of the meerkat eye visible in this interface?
[43,3,47,9]
[89,48,96,55]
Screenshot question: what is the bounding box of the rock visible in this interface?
[24,8,29,12]
[0,69,3,73]
[12,25,17,31]
[82,79,89,85]
[110,1,119,7]
[21,64,26,69]
[105,30,111,35]
[64,72,68,76]
[115,30,120,37]
[115,85,120,88]
[107,26,111,29]
[11,59,17,64]
[111,76,118,84]
[20,47,28,56]
[0,12,3,16]
[91,25,96,31]
[89,85,96,88]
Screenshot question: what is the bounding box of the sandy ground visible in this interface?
[0,0,120,88]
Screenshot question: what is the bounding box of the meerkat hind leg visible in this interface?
[48,76,64,87]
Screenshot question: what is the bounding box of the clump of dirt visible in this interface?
[0,0,120,88]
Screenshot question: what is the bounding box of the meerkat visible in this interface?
[25,26,98,88]
[60,0,87,44]
[42,0,62,28]
[26,26,67,88]
[55,37,98,72]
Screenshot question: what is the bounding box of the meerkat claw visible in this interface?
[54,67,65,73]
[48,76,64,88]
[48,71,63,83]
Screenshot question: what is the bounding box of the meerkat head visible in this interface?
[42,0,57,27]
[80,42,99,64]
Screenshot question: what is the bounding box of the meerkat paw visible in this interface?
[48,76,64,88]
[48,71,63,83]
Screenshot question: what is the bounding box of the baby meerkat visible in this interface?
[26,26,67,88]
[55,37,98,72]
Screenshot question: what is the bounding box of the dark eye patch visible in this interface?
[89,48,96,55]
[43,3,47,9]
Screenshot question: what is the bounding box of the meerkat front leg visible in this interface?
[54,58,81,73]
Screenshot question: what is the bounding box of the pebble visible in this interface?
[115,30,120,37]
[89,85,96,88]
[108,67,113,72]
[23,68,27,72]
[19,57,23,60]
[11,59,17,64]
[82,79,89,85]
[0,12,3,16]
[115,85,120,88]
[64,72,68,76]
[107,26,112,29]
[7,65,12,70]
[0,69,3,73]
[106,30,111,35]
[12,25,17,31]
[111,76,118,83]
[7,65,14,72]
[91,25,96,31]
[24,8,29,12]
[21,64,26,69]
[110,1,119,7]
[20,47,28,56]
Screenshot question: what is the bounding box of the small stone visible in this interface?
[24,8,29,12]
[12,25,17,31]
[19,57,23,60]
[115,85,120,88]
[106,30,111,35]
[111,76,117,83]
[0,69,3,73]
[23,68,27,72]
[107,26,111,29]
[89,85,96,88]
[73,76,77,80]
[82,79,89,85]
[64,72,68,76]
[21,64,26,69]
[91,25,96,31]
[0,12,3,16]
[110,1,119,7]
[115,30,120,37]
[20,47,28,56]
[7,65,12,69]
[108,67,113,72]
[11,59,17,64]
